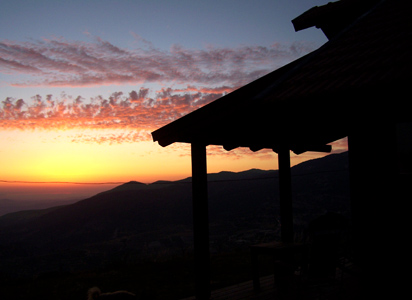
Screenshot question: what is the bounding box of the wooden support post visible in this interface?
[191,143,211,300]
[278,147,294,243]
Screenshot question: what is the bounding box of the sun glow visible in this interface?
[30,151,105,182]
[0,126,348,188]
[0,129,194,184]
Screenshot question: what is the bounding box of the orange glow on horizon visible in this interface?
[0,127,348,188]
[0,129,194,184]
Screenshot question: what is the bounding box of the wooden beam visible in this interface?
[278,147,294,243]
[191,143,211,300]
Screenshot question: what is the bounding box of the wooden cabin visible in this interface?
[152,0,411,298]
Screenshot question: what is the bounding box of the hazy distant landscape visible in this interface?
[0,152,350,300]
[0,184,121,216]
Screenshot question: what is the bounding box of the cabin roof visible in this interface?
[152,0,411,154]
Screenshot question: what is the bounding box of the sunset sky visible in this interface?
[0,0,347,202]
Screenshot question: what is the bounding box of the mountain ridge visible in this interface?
[0,151,350,278]
[0,152,349,229]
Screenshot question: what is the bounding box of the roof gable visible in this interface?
[152,0,411,154]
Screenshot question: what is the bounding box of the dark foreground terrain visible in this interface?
[0,152,350,299]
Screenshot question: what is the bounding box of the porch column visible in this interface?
[191,143,211,300]
[278,147,294,243]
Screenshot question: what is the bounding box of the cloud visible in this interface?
[0,36,314,88]
[0,56,41,74]
[0,86,231,141]
[206,145,275,160]
[70,130,153,145]
[1,36,318,146]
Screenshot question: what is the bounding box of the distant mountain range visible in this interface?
[0,151,350,278]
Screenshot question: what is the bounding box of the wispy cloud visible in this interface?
[0,36,314,88]
[1,36,318,145]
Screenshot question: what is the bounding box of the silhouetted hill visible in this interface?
[0,197,79,216]
[0,151,349,278]
[0,205,65,227]
[102,180,148,192]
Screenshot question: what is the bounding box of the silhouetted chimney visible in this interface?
[291,0,381,39]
